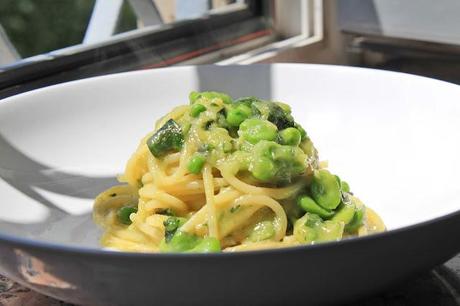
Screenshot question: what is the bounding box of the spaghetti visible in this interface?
[93,92,384,253]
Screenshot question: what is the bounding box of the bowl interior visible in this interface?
[1,64,460,248]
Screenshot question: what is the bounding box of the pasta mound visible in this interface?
[93,92,384,253]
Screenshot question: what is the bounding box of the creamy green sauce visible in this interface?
[174,92,318,185]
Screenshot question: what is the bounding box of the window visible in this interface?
[0,0,323,98]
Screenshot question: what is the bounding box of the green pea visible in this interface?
[239,118,278,144]
[190,103,206,117]
[222,141,233,153]
[187,154,206,174]
[188,237,221,253]
[227,104,252,127]
[117,206,137,225]
[279,127,301,146]
[345,206,365,233]
[160,231,200,252]
[189,91,201,104]
[331,201,356,225]
[251,156,276,181]
[310,169,341,210]
[248,221,275,242]
[297,195,334,218]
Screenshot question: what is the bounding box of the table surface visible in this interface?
[2,255,460,306]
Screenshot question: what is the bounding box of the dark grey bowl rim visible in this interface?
[0,207,459,259]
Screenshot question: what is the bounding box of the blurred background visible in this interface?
[1,0,460,99]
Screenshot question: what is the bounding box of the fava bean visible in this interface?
[345,206,365,233]
[297,195,334,218]
[251,156,276,181]
[331,201,356,225]
[310,169,341,210]
[239,118,278,144]
[341,181,350,193]
[335,175,351,193]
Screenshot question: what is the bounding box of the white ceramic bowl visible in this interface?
[1,64,460,306]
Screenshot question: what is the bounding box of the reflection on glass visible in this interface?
[0,0,245,67]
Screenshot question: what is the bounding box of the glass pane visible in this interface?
[0,0,96,58]
[0,0,248,67]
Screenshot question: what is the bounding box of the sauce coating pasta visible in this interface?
[93,92,385,253]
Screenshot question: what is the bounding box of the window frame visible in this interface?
[218,0,324,64]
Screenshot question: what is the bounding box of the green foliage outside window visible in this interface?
[0,0,137,58]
